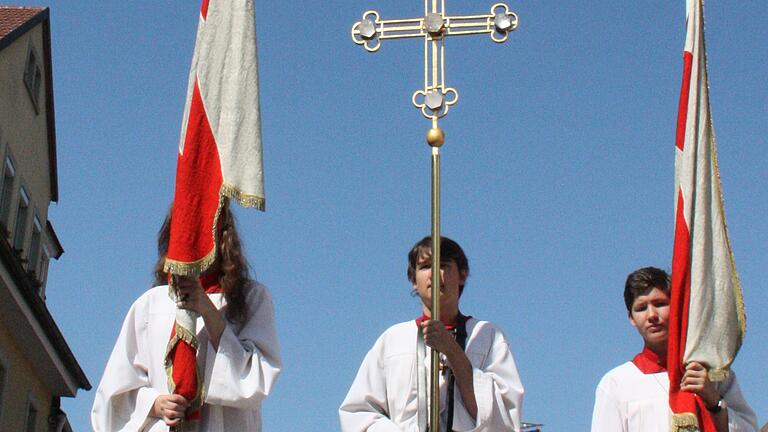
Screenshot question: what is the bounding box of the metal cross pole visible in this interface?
[351,1,518,430]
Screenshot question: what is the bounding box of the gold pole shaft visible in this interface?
[430,144,441,432]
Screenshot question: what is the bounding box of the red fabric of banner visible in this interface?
[168,328,201,421]
[168,79,223,265]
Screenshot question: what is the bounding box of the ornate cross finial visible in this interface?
[350,3,518,430]
[352,1,518,126]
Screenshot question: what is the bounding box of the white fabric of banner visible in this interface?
[675,0,745,376]
[179,0,264,200]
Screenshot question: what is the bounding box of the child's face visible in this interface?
[412,255,466,316]
[628,287,671,352]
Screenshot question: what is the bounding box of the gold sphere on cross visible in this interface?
[426,127,445,147]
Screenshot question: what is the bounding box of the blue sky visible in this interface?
[10,1,767,430]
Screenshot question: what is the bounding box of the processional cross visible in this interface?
[351,1,519,430]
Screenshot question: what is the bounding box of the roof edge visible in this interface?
[0,227,90,392]
[0,7,48,52]
[42,10,58,202]
[0,8,58,202]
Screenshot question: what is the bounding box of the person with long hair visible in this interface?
[92,199,281,431]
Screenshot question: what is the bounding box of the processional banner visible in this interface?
[668,0,746,431]
[163,0,264,425]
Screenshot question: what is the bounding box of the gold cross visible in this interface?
[352,1,518,125]
[350,3,519,431]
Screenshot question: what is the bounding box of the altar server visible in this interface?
[340,236,524,431]
[92,201,281,431]
[590,267,756,432]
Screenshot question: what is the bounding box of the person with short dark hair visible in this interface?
[339,236,524,431]
[590,267,757,432]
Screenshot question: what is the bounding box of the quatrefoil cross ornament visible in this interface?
[352,1,519,122]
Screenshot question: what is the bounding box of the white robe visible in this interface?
[91,283,281,432]
[339,318,524,432]
[591,362,757,432]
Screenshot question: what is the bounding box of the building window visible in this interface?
[28,215,41,274]
[14,187,29,252]
[38,245,50,297]
[23,47,42,114]
[24,399,37,432]
[0,157,15,232]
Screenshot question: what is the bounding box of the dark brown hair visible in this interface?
[154,198,250,324]
[624,266,670,313]
[407,236,470,296]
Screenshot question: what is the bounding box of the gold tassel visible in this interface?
[708,367,730,382]
[671,412,700,432]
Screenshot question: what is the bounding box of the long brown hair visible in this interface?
[154,198,250,325]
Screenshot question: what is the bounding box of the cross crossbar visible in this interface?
[351,2,518,121]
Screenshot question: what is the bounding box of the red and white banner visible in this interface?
[163,0,264,424]
[668,0,746,431]
[166,0,264,275]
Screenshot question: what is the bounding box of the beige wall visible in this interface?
[0,20,60,431]
[0,23,54,268]
[0,322,52,432]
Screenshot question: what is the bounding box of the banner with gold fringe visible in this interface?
[668,0,746,431]
[163,0,264,427]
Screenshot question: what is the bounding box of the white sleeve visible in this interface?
[91,296,161,432]
[339,337,403,432]
[452,328,524,432]
[590,378,627,432]
[719,372,758,432]
[203,283,282,408]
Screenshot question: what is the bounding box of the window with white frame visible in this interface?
[13,187,29,252]
[28,215,41,274]
[0,157,15,230]
[23,46,42,113]
[24,398,37,432]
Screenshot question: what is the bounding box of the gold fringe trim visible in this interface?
[710,122,747,346]
[220,181,265,211]
[701,0,747,350]
[163,183,264,278]
[164,247,217,277]
[163,193,225,278]
[164,359,204,425]
[708,367,730,382]
[164,324,200,356]
[164,323,204,422]
[671,412,700,432]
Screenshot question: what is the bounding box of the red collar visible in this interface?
[415,313,470,330]
[632,346,667,374]
[169,272,222,294]
[200,272,222,294]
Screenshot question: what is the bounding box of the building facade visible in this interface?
[0,6,90,432]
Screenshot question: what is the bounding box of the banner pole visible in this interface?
[427,119,445,431]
